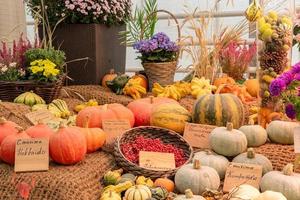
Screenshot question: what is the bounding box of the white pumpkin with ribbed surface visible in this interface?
[260,164,300,200]
[229,184,260,200]
[266,121,299,145]
[193,150,229,179]
[254,191,287,200]
[175,160,220,195]
[239,124,267,147]
[124,185,152,200]
[232,148,273,175]
[174,189,205,200]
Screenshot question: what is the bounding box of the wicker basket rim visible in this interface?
[116,126,193,172]
[142,61,177,65]
[0,74,66,85]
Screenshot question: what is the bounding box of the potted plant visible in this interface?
[26,0,132,85]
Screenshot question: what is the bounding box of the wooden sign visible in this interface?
[14,138,49,172]
[223,162,263,192]
[294,127,300,153]
[102,119,131,144]
[25,109,56,125]
[183,123,211,149]
[139,151,176,171]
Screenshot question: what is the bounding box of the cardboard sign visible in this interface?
[25,109,56,125]
[183,123,211,149]
[294,127,300,153]
[139,151,176,171]
[223,162,263,192]
[102,119,131,144]
[14,138,49,172]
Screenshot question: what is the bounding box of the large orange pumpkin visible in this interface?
[131,72,148,91]
[102,69,117,88]
[76,103,135,128]
[80,117,106,153]
[26,122,54,139]
[213,75,236,93]
[0,129,30,165]
[0,117,18,145]
[244,78,259,97]
[127,97,178,127]
[50,125,87,165]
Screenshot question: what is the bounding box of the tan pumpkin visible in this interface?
[266,121,299,145]
[239,123,267,147]
[174,189,205,200]
[124,185,152,200]
[254,191,287,200]
[154,177,175,192]
[193,150,229,179]
[100,191,121,200]
[150,103,191,134]
[209,123,247,157]
[260,163,300,200]
[229,184,260,200]
[102,69,118,88]
[175,160,220,195]
[232,148,273,175]
[244,78,259,97]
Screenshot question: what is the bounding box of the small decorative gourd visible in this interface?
[103,169,123,186]
[124,185,152,200]
[150,187,169,200]
[266,121,299,145]
[239,123,267,147]
[229,184,260,200]
[174,189,205,200]
[175,160,220,195]
[260,163,300,200]
[136,176,154,187]
[100,190,121,200]
[254,191,287,200]
[232,148,273,175]
[209,122,247,157]
[193,150,229,179]
[154,177,175,192]
[117,173,136,184]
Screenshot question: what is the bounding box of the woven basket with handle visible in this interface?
[114,126,193,179]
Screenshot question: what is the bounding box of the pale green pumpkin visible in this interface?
[254,191,287,200]
[266,121,299,145]
[239,124,267,147]
[174,189,205,200]
[229,184,260,200]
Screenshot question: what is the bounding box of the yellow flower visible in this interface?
[30,65,43,74]
[43,59,56,68]
[43,67,60,78]
[30,59,43,66]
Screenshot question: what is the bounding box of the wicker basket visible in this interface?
[114,126,193,179]
[0,75,65,103]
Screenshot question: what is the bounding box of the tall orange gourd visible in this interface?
[0,117,18,145]
[50,125,87,165]
[80,117,106,153]
[26,122,54,139]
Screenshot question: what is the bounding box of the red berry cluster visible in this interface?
[121,136,187,167]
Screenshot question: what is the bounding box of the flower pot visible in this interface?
[143,61,177,89]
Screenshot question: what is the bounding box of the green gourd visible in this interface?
[106,74,130,95]
[150,187,169,200]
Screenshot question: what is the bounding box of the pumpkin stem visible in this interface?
[226,122,234,131]
[109,69,115,74]
[248,119,255,125]
[59,122,67,129]
[16,126,24,133]
[247,148,255,159]
[108,190,113,197]
[83,116,90,128]
[193,159,201,169]
[150,96,154,104]
[283,163,294,176]
[0,117,7,124]
[184,189,194,198]
[204,149,213,155]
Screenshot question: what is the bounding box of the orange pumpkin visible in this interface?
[102,69,117,88]
[213,75,236,93]
[50,125,87,165]
[26,122,54,139]
[131,72,148,91]
[0,117,18,145]
[127,97,178,127]
[80,117,106,153]
[76,103,135,128]
[154,177,175,192]
[0,129,30,165]
[258,107,272,128]
[244,78,259,97]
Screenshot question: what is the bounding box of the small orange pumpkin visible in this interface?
[102,69,117,88]
[213,75,236,93]
[131,72,148,91]
[244,78,259,97]
[154,177,175,192]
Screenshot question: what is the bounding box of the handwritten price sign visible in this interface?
[183,123,213,149]
[139,151,176,171]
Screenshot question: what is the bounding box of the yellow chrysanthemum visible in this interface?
[30,65,43,74]
[30,59,43,66]
[42,59,56,68]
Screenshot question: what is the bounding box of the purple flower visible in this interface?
[285,103,296,119]
[280,71,294,85]
[292,62,300,74]
[152,32,170,44]
[269,79,286,96]
[295,73,300,81]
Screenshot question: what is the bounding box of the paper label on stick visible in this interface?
[139,151,176,171]
[25,109,56,125]
[183,123,211,149]
[294,127,300,153]
[223,162,262,192]
[102,119,131,144]
[14,138,49,172]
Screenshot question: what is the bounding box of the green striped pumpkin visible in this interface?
[192,94,244,129]
[124,185,152,200]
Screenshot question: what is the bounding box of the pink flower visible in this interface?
[65,0,70,5]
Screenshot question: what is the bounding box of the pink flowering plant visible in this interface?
[27,0,132,25]
[269,62,300,120]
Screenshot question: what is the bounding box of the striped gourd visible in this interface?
[150,103,192,133]
[192,93,244,129]
[124,185,152,200]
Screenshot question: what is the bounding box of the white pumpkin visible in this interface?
[174,189,205,200]
[260,163,300,200]
[124,185,152,200]
[254,191,287,200]
[209,122,247,157]
[175,160,220,195]
[266,121,299,145]
[232,148,273,175]
[193,150,229,179]
[239,124,267,147]
[229,184,260,200]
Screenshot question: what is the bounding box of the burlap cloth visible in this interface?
[0,151,115,200]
